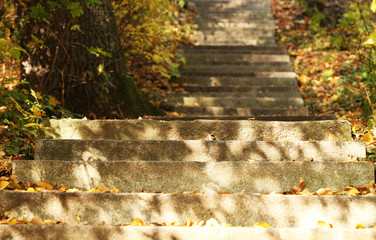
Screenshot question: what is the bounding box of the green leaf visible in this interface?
[8,48,20,60]
[30,3,49,20]
[70,24,80,30]
[0,38,10,50]
[69,2,83,17]
[47,1,60,9]
[10,46,29,57]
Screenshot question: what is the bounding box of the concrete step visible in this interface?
[197,22,275,30]
[2,191,376,227]
[183,54,291,64]
[151,115,337,121]
[180,45,288,54]
[174,96,303,108]
[13,161,371,192]
[194,30,274,37]
[42,119,351,141]
[181,72,296,78]
[169,91,302,98]
[174,106,308,116]
[175,76,297,86]
[33,139,364,162]
[171,86,297,93]
[193,38,276,46]
[182,65,293,74]
[2,225,376,240]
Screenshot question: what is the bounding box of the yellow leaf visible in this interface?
[253,222,272,228]
[30,89,42,100]
[130,218,144,226]
[27,187,35,192]
[97,185,110,192]
[110,188,120,193]
[363,132,373,143]
[317,220,333,229]
[0,181,9,190]
[43,219,55,224]
[185,218,194,226]
[372,0,376,13]
[86,188,101,193]
[76,216,80,224]
[355,223,365,229]
[23,122,38,128]
[37,181,54,190]
[218,190,231,194]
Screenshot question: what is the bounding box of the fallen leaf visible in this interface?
[205,218,221,227]
[130,218,144,226]
[363,132,373,143]
[218,190,231,194]
[317,220,333,229]
[252,222,272,228]
[299,177,305,190]
[0,181,9,190]
[37,181,54,190]
[355,223,365,229]
[30,218,44,224]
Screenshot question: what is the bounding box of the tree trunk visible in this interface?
[17,0,164,118]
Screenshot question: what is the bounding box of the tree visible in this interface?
[16,0,165,118]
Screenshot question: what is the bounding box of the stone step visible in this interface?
[194,30,274,37]
[1,225,376,240]
[193,38,276,46]
[170,91,302,98]
[182,65,293,74]
[174,96,303,108]
[181,72,296,78]
[171,85,297,93]
[13,161,372,192]
[197,22,275,30]
[151,115,337,121]
[33,139,364,162]
[42,119,351,141]
[174,106,309,116]
[183,54,291,64]
[180,45,288,54]
[175,77,297,86]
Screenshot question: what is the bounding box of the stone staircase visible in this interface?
[1,0,376,239]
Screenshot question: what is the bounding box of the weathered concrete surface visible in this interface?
[174,106,308,116]
[13,161,373,192]
[178,96,303,108]
[2,192,376,228]
[181,45,286,51]
[183,54,290,63]
[42,119,352,141]
[175,76,298,86]
[182,65,293,73]
[1,225,376,240]
[170,91,302,98]
[151,115,337,121]
[35,139,364,162]
[171,86,299,93]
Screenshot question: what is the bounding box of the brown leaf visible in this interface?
[299,177,305,190]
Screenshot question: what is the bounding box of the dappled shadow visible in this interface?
[189,0,275,45]
[42,119,352,141]
[2,191,376,229]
